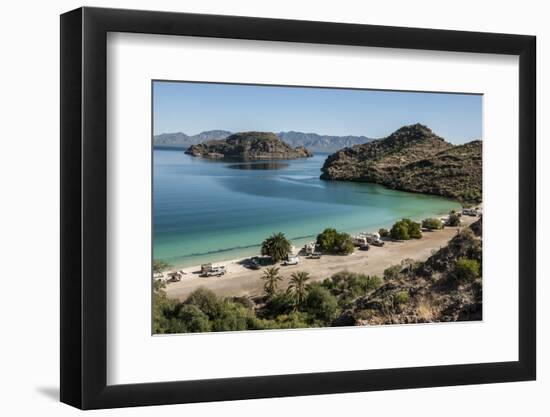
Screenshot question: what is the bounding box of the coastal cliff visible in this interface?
[185,131,313,160]
[321,123,482,203]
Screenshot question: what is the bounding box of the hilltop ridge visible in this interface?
[185,131,313,160]
[321,124,482,202]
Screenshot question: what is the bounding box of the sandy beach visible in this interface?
[162,215,478,301]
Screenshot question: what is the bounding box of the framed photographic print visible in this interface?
[60,7,536,410]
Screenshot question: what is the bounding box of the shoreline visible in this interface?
[161,211,479,302]
[156,205,462,271]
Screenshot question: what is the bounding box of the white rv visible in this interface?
[352,236,368,246]
[362,232,384,247]
[303,241,317,255]
[283,255,300,266]
[362,232,381,240]
[462,208,479,217]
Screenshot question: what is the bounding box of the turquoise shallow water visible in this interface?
[153,149,460,268]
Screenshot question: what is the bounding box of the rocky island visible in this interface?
[321,123,482,203]
[185,131,313,160]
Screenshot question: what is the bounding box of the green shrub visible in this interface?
[379,228,389,238]
[211,301,251,332]
[383,264,402,281]
[304,286,340,323]
[153,259,171,274]
[333,233,355,254]
[185,288,222,319]
[406,220,422,239]
[273,311,312,329]
[453,258,481,283]
[393,291,410,307]
[422,218,443,230]
[390,219,422,240]
[152,288,179,334]
[264,292,296,317]
[354,274,383,293]
[328,272,382,296]
[316,228,355,254]
[390,222,408,240]
[447,212,461,227]
[176,304,211,333]
[230,296,255,309]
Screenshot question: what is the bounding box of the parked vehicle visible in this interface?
[167,271,184,282]
[307,252,322,259]
[462,208,478,217]
[200,264,226,277]
[283,255,300,266]
[200,263,212,274]
[303,241,317,255]
[245,258,262,270]
[352,236,368,246]
[368,237,385,247]
[362,232,381,241]
[359,243,370,251]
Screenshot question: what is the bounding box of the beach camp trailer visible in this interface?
[167,271,183,282]
[352,236,368,246]
[201,265,226,277]
[360,232,384,246]
[303,241,317,255]
[368,237,385,247]
[462,208,479,217]
[362,232,381,241]
[284,255,300,266]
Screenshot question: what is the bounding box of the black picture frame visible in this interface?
[60,6,536,410]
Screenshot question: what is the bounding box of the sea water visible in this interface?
[153,148,460,268]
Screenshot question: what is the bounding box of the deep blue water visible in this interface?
[153,149,460,267]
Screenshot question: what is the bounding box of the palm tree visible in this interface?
[287,271,310,306]
[261,232,292,263]
[261,267,282,299]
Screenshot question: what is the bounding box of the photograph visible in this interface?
[152,81,483,334]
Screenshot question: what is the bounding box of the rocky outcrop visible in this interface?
[321,123,482,203]
[185,131,313,160]
[351,226,482,325]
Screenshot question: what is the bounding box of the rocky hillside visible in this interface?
[154,130,372,152]
[348,225,482,325]
[185,131,313,160]
[321,124,482,203]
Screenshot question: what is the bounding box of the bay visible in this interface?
[153,148,460,268]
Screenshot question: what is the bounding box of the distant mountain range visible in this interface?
[153,130,373,153]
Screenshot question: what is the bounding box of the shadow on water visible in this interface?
[215,174,453,209]
[227,162,290,170]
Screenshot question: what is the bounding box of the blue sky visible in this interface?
[153,81,482,144]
